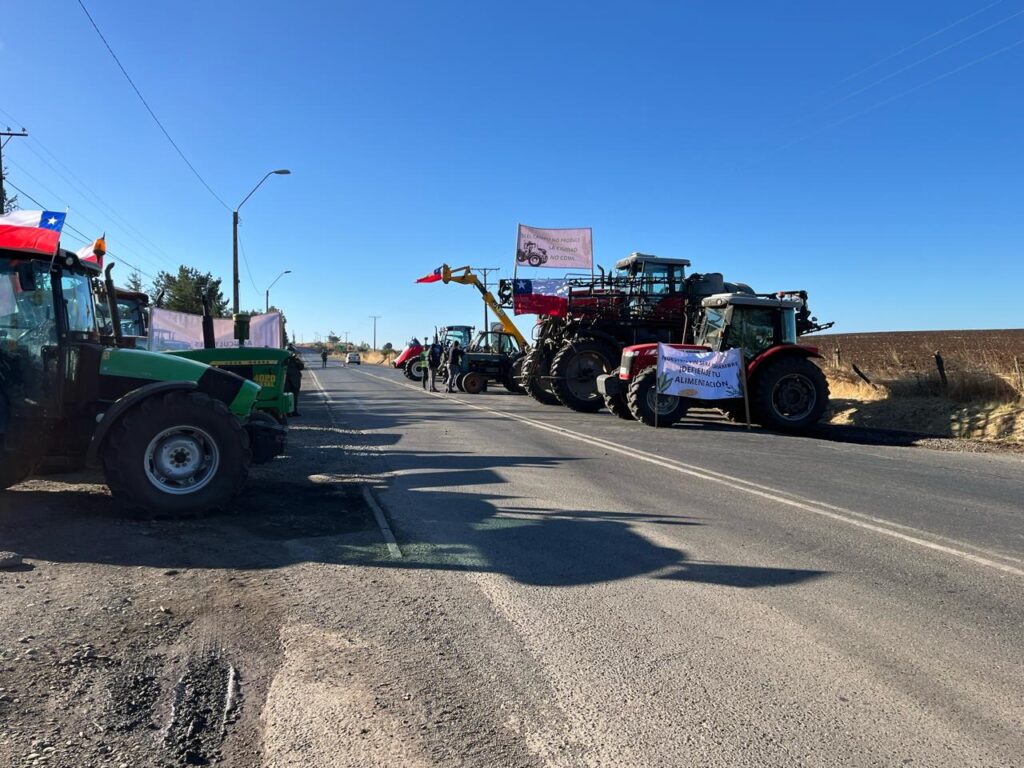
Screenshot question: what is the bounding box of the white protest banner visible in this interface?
[655,344,744,400]
[149,308,283,351]
[516,224,593,270]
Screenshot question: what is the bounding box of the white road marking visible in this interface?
[348,368,1024,578]
[309,368,402,558]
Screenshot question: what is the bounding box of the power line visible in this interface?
[776,36,1024,154]
[829,0,1007,88]
[75,0,230,211]
[827,7,1024,109]
[235,228,260,295]
[4,177,160,283]
[0,105,178,269]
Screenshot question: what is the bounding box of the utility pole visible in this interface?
[476,267,500,334]
[0,129,29,212]
[369,316,381,352]
[342,331,350,349]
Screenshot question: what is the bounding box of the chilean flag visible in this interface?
[512,278,570,317]
[415,266,443,283]
[76,235,106,268]
[0,210,67,256]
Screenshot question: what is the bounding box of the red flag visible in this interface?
[415,267,443,283]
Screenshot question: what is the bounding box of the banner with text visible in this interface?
[149,308,283,351]
[655,344,743,400]
[516,224,592,270]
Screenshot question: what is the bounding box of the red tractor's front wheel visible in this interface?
[627,366,688,427]
[752,357,829,433]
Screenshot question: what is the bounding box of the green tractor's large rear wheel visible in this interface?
[102,390,251,518]
[549,338,617,413]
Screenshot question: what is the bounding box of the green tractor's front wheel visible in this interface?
[102,391,251,518]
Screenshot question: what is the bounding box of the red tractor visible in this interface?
[394,338,425,379]
[597,292,832,433]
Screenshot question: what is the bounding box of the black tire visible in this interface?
[102,390,251,518]
[455,373,466,392]
[504,357,526,394]
[0,454,37,491]
[752,356,829,432]
[549,338,617,413]
[627,365,688,427]
[528,254,542,267]
[409,359,425,381]
[462,371,487,394]
[604,391,634,421]
[521,351,561,406]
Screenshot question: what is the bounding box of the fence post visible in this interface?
[934,351,947,393]
[833,344,841,368]
[1014,356,1023,393]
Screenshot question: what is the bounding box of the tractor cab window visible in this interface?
[116,298,146,337]
[700,307,727,350]
[728,306,777,356]
[60,272,97,336]
[781,308,797,344]
[0,260,58,377]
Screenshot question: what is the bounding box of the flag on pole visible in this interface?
[0,210,67,256]
[512,278,571,316]
[76,234,106,268]
[415,266,444,283]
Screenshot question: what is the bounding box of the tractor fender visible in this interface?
[747,344,821,380]
[86,381,199,467]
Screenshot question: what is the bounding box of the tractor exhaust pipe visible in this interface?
[103,263,124,344]
[201,298,216,349]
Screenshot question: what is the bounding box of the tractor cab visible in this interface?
[612,253,691,297]
[438,325,474,350]
[697,293,800,357]
[0,246,284,513]
[468,330,521,356]
[96,285,149,342]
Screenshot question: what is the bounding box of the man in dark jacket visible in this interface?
[320,347,329,368]
[426,337,443,392]
[285,343,305,417]
[445,340,465,393]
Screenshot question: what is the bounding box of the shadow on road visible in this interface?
[0,410,827,591]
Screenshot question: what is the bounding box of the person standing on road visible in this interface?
[420,335,432,390]
[320,347,329,368]
[426,337,443,392]
[285,343,305,417]
[445,340,465,393]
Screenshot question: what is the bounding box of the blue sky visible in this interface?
[2,1,1022,345]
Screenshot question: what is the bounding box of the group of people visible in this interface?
[419,335,464,393]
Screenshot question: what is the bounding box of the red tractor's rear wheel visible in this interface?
[752,357,829,432]
[627,366,688,427]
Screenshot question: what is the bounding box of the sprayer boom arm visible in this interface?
[441,265,528,350]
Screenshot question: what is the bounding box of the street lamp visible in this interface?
[265,269,292,313]
[233,169,290,314]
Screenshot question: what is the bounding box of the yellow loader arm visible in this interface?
[441,265,528,350]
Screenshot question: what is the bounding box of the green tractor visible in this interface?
[98,265,294,424]
[0,246,285,516]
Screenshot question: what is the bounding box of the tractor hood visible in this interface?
[98,348,260,417]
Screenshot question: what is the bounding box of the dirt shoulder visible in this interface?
[0,376,554,767]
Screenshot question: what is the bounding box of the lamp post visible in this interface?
[233,169,290,314]
[265,269,291,313]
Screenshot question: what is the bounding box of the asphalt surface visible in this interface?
[312,358,1023,767]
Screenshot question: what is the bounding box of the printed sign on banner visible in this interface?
[149,308,283,351]
[516,224,592,270]
[655,344,744,400]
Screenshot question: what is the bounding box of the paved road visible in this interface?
[312,360,1023,767]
